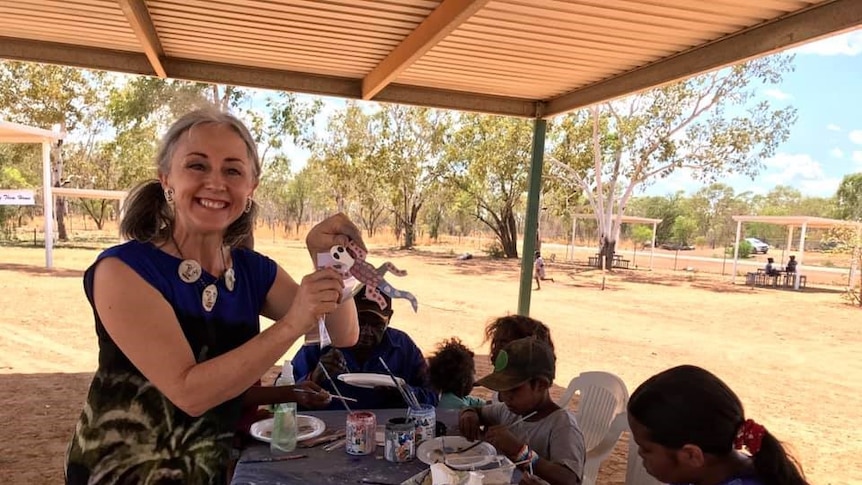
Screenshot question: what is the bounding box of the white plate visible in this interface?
[249,415,326,444]
[416,436,497,470]
[338,372,405,389]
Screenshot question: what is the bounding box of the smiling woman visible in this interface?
[64,108,362,485]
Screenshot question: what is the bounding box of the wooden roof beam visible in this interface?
[545,0,862,118]
[362,0,491,100]
[118,0,167,77]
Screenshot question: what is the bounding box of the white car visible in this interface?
[745,237,769,254]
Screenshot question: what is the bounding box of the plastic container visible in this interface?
[407,404,436,443]
[384,417,415,462]
[270,361,298,453]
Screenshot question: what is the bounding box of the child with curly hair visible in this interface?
[428,338,486,410]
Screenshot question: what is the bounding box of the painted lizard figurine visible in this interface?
[328,240,418,312]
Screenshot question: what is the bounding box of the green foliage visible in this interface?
[671,215,697,245]
[835,173,862,221]
[446,114,534,258]
[630,225,653,247]
[727,240,753,259]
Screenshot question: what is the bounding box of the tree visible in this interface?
[835,173,862,221]
[549,55,796,269]
[671,215,697,246]
[688,183,737,248]
[630,224,654,267]
[375,105,449,249]
[627,192,686,245]
[0,61,106,240]
[447,114,534,258]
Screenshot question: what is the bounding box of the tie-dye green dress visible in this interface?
[65,241,277,485]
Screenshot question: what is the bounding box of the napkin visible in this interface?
[428,464,485,485]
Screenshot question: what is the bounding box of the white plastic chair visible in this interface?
[557,372,629,485]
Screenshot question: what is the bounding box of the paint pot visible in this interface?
[407,404,436,444]
[345,411,376,455]
[384,417,416,463]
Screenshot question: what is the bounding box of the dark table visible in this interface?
[231,408,461,485]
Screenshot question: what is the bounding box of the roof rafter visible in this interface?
[117,0,166,78]
[361,0,491,100]
[545,0,862,117]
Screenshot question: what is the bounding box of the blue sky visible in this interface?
[262,30,862,199]
[645,29,862,198]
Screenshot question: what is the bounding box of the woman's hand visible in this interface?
[306,213,366,259]
[280,268,346,333]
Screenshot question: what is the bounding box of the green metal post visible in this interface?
[518,118,547,316]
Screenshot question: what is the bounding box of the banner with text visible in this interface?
[0,189,36,206]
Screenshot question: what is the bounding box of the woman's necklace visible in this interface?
[172,237,236,312]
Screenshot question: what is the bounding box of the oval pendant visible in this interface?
[225,267,236,292]
[178,259,202,283]
[202,283,218,312]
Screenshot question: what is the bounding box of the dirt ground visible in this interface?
[1,231,860,484]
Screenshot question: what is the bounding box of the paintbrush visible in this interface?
[293,387,358,402]
[452,410,539,454]
[239,453,308,464]
[317,362,353,413]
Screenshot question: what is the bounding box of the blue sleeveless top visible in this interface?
[66,240,277,485]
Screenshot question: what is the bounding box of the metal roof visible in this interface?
[732,215,862,229]
[0,0,859,118]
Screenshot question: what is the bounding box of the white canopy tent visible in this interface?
[569,214,662,270]
[730,215,862,290]
[0,120,64,268]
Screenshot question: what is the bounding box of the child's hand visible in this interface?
[458,408,482,441]
[484,424,522,458]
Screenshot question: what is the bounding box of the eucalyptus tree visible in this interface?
[374,105,450,249]
[446,114,534,258]
[548,55,797,269]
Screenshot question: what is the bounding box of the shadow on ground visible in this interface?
[0,262,84,278]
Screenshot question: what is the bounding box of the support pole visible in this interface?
[42,141,53,269]
[785,227,794,260]
[569,216,577,262]
[649,222,657,271]
[731,220,742,284]
[795,223,807,290]
[518,118,547,316]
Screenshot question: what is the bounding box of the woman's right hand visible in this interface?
[281,267,346,333]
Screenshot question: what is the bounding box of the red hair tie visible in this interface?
[734,419,766,455]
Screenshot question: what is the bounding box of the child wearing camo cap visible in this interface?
[458,337,585,485]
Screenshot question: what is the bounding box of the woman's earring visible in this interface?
[164,188,175,205]
[244,197,253,213]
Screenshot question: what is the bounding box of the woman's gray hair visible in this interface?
[120,108,260,247]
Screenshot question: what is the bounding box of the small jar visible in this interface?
[407,404,436,444]
[345,411,376,455]
[384,417,416,462]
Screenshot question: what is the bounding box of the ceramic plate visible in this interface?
[249,415,326,444]
[338,373,405,389]
[416,436,497,470]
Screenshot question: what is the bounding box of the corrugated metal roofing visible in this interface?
[0,0,859,117]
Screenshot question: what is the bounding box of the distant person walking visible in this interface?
[534,251,554,290]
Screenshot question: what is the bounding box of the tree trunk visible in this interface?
[501,209,519,258]
[601,238,616,270]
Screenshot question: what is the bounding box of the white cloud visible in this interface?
[763,88,792,100]
[760,153,840,196]
[794,30,862,56]
[830,148,845,159]
[827,124,842,132]
[853,151,862,165]
[850,130,862,145]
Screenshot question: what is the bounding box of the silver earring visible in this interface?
[244,197,253,213]
[164,188,175,205]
